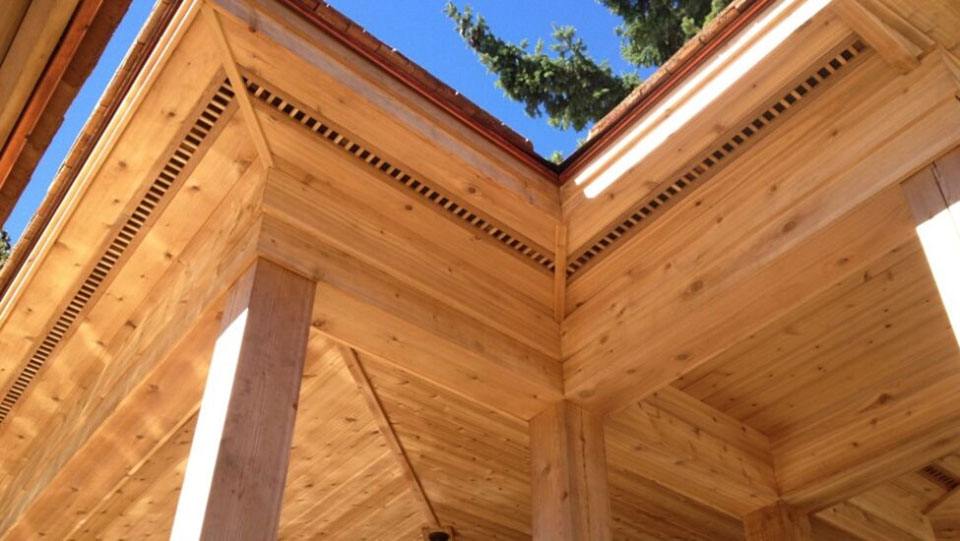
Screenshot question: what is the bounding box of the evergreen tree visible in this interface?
[0,231,10,269]
[445,0,729,137]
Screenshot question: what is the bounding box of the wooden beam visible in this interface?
[606,386,779,517]
[775,369,960,511]
[201,3,274,167]
[929,487,960,539]
[529,401,611,541]
[339,345,442,529]
[902,148,960,347]
[563,49,960,414]
[258,212,563,420]
[171,259,314,539]
[744,502,811,540]
[554,224,567,323]
[832,0,934,74]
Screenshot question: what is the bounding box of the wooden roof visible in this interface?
[1,0,960,539]
[0,0,133,225]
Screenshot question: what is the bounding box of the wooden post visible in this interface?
[170,259,315,540]
[743,502,812,540]
[529,401,611,541]
[901,148,960,348]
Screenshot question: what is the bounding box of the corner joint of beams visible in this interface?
[201,1,275,168]
[831,0,935,74]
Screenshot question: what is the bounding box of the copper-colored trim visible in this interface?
[559,0,775,183]
[0,0,775,300]
[276,0,560,180]
[0,0,110,224]
[0,0,183,300]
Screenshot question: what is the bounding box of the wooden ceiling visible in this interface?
[0,0,960,539]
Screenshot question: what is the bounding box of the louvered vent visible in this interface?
[566,40,868,279]
[921,464,960,492]
[243,78,556,272]
[0,81,236,424]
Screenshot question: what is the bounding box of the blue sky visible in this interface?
[6,0,648,242]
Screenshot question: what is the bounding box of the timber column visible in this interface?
[529,400,612,540]
[171,259,315,540]
[743,502,811,540]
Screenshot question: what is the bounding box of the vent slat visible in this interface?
[0,80,235,425]
[243,78,556,274]
[564,43,864,280]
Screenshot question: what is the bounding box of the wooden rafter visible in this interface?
[832,0,934,73]
[201,2,274,167]
[339,345,443,530]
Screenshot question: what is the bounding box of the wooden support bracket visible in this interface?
[339,346,443,530]
[744,502,812,540]
[202,2,274,167]
[832,0,935,74]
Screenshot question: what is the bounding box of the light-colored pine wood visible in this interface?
[3,0,960,538]
[744,502,812,541]
[554,224,567,323]
[564,49,960,413]
[171,259,314,539]
[833,0,934,73]
[211,0,561,250]
[529,401,611,541]
[606,386,778,517]
[201,3,274,167]
[339,345,441,529]
[0,0,81,148]
[902,148,960,347]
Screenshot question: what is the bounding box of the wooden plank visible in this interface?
[0,0,81,147]
[258,213,563,420]
[529,401,611,541]
[818,498,935,540]
[677,239,952,439]
[608,466,744,540]
[832,0,934,74]
[606,386,779,517]
[339,345,440,529]
[902,148,960,347]
[201,4,273,167]
[560,7,851,252]
[563,49,960,413]
[211,0,560,249]
[276,335,424,538]
[775,368,960,510]
[170,259,314,539]
[930,487,960,540]
[0,0,29,64]
[743,502,812,540]
[258,152,557,358]
[0,163,263,538]
[554,224,567,323]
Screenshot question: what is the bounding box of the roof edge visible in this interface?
[278,0,561,179]
[559,0,775,182]
[0,0,184,302]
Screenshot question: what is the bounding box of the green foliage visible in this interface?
[445,0,729,133]
[0,230,10,269]
[605,0,729,67]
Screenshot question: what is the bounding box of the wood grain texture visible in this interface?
[171,259,314,540]
[530,401,611,541]
[743,502,811,541]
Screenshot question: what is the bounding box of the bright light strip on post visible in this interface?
[170,309,248,540]
[578,0,831,199]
